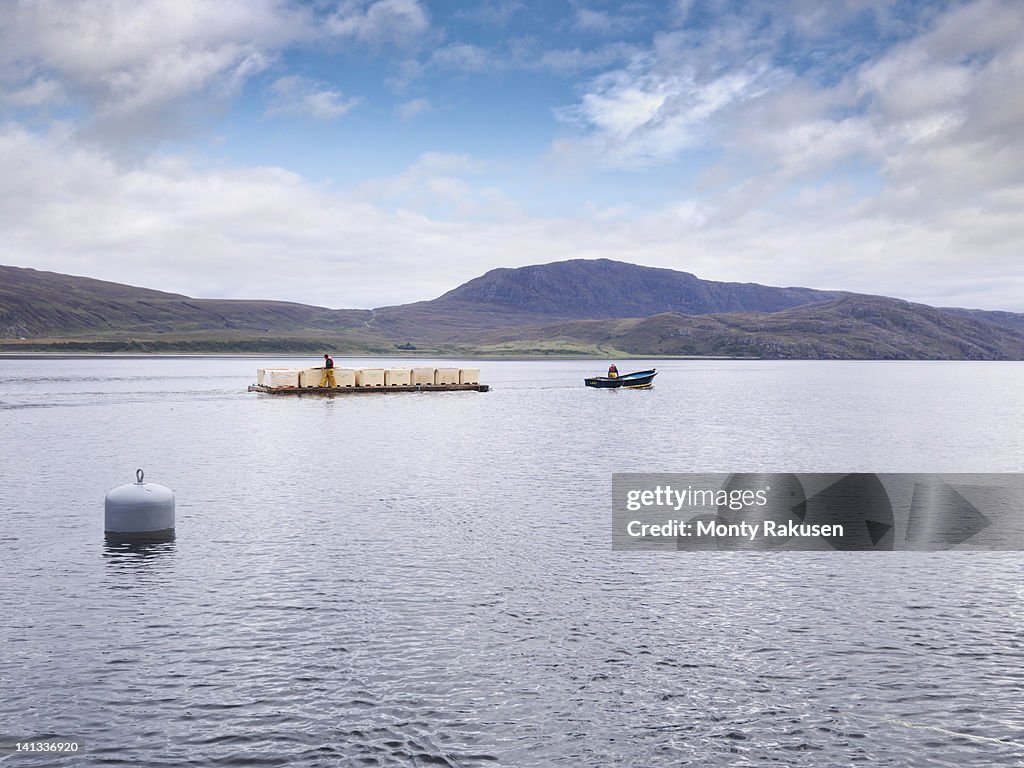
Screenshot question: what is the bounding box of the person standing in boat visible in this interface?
[319,353,336,387]
[607,363,618,379]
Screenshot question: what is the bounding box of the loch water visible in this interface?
[1,357,1023,767]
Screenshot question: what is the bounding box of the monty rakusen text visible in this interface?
[623,484,844,540]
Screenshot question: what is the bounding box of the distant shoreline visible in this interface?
[2,353,1011,362]
[0,352,749,361]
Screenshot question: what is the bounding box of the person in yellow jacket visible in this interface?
[607,363,618,379]
[319,353,336,387]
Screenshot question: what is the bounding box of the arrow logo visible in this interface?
[803,474,895,550]
[906,482,990,548]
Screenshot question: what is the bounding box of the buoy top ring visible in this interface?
[136,468,145,484]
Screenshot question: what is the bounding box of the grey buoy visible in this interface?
[105,469,175,542]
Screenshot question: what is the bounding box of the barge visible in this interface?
[249,365,488,395]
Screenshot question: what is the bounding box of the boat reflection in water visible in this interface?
[584,369,657,389]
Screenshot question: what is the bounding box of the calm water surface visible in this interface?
[1,358,1023,767]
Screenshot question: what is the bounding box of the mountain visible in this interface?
[362,258,849,343]
[433,258,846,317]
[2,260,1023,359]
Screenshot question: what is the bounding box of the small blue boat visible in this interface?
[584,368,657,389]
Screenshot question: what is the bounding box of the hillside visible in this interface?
[942,307,1024,332]
[3,261,1024,359]
[476,295,1024,359]
[0,266,371,339]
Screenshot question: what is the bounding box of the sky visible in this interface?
[1,0,1023,311]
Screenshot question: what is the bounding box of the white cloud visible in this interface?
[554,0,1024,234]
[552,47,779,167]
[2,125,1022,312]
[853,0,1024,213]
[523,43,638,75]
[394,97,432,119]
[1,77,65,107]
[570,2,644,35]
[453,1,525,26]
[0,0,305,82]
[431,44,492,72]
[325,0,430,48]
[351,152,520,220]
[0,0,430,144]
[417,38,638,79]
[0,0,309,138]
[574,7,614,33]
[0,129,530,307]
[266,76,360,120]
